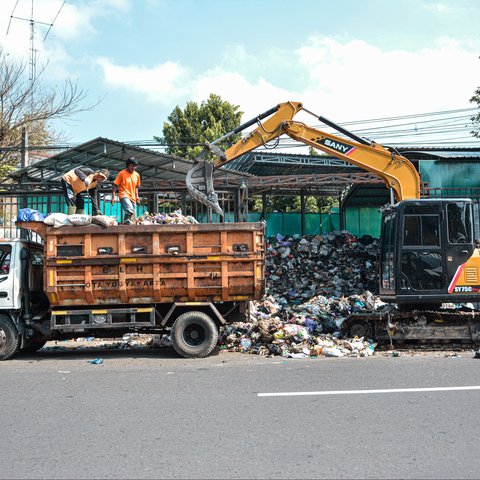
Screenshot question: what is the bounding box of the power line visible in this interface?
[333,107,478,126]
[2,107,478,153]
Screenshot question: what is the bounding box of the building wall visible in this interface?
[420,160,480,196]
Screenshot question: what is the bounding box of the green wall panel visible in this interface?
[420,160,480,195]
[344,207,381,237]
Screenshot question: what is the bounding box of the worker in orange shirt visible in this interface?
[111,157,141,224]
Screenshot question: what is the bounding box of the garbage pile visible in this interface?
[266,231,378,299]
[135,210,198,225]
[36,209,198,228]
[219,231,383,357]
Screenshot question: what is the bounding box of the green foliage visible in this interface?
[249,194,337,213]
[470,85,480,138]
[249,195,264,212]
[156,94,243,160]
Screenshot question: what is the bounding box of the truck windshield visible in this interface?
[0,246,11,275]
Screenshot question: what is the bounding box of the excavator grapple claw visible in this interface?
[186,146,224,215]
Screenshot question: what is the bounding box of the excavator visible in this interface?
[186,101,480,343]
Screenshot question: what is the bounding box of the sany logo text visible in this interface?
[316,138,356,155]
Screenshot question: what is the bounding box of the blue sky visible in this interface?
[1,0,480,148]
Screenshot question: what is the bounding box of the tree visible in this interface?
[249,194,337,213]
[156,94,243,160]
[470,85,480,138]
[0,47,90,177]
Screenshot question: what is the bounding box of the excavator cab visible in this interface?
[379,199,480,305]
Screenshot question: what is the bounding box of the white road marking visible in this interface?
[258,385,480,397]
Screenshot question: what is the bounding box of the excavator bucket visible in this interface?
[186,143,226,216]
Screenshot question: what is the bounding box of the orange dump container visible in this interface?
[19,222,265,307]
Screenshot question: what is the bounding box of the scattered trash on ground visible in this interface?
[88,358,104,365]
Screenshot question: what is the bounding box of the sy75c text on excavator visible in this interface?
[186,101,480,344]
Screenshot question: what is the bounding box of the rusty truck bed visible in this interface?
[18,221,265,306]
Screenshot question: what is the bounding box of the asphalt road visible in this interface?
[1,344,480,479]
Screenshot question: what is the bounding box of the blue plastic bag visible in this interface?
[17,208,45,222]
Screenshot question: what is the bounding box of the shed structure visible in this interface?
[2,138,479,239]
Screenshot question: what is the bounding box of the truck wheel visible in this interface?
[348,320,367,339]
[171,311,219,358]
[0,316,20,361]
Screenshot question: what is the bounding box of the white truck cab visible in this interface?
[0,240,46,359]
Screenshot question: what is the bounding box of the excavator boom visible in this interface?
[186,101,421,215]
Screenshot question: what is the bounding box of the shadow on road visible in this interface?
[14,343,222,362]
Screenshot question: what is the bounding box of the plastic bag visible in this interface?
[92,215,118,227]
[43,213,71,228]
[68,214,92,226]
[323,347,344,357]
[17,208,45,222]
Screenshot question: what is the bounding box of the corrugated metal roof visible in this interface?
[342,184,390,207]
[225,152,362,177]
[399,147,480,160]
[8,141,478,200]
[8,137,250,186]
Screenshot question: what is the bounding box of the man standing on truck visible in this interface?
[62,167,109,216]
[111,157,141,224]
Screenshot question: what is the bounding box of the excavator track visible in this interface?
[342,308,480,346]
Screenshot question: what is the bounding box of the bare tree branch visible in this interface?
[0,47,96,174]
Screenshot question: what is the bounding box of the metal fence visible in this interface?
[0,187,249,240]
[3,187,479,241]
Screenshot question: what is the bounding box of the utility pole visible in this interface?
[20,127,28,239]
[6,0,66,110]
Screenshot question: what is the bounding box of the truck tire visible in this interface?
[171,311,219,358]
[0,316,20,361]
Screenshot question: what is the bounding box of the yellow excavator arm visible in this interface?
[186,101,421,215]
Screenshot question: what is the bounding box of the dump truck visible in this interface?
[0,220,265,360]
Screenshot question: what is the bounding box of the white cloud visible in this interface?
[423,2,451,14]
[95,35,480,127]
[194,70,301,122]
[293,35,480,121]
[0,0,130,64]
[96,57,191,102]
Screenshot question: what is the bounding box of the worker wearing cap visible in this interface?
[111,157,141,224]
[62,167,109,216]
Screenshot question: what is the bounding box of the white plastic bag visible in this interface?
[68,214,92,226]
[43,213,71,228]
[92,215,118,227]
